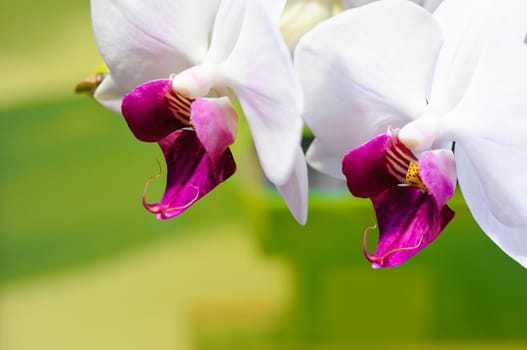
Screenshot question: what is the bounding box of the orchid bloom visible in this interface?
[295,0,527,267]
[90,0,308,223]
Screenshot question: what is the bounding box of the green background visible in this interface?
[1,1,526,349]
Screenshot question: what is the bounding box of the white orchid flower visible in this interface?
[295,0,527,267]
[91,0,308,224]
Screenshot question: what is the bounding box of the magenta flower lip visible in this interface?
[122,80,237,219]
[343,130,456,268]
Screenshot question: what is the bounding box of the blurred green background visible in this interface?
[1,1,526,349]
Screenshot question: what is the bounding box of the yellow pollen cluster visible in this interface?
[406,161,428,192]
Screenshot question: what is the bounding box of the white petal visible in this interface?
[261,0,287,24]
[207,0,287,63]
[418,0,443,12]
[91,0,220,91]
[206,0,247,63]
[444,41,527,227]
[456,146,527,268]
[220,0,303,185]
[306,139,346,180]
[428,0,527,115]
[93,74,127,113]
[443,42,527,266]
[276,146,309,225]
[294,0,442,176]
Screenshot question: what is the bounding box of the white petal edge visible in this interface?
[276,146,309,225]
[419,0,443,12]
[443,41,527,228]
[443,42,527,267]
[220,0,303,185]
[93,74,127,113]
[207,0,286,63]
[456,146,527,268]
[427,0,527,115]
[91,0,220,91]
[306,138,346,180]
[294,0,442,175]
[206,0,247,63]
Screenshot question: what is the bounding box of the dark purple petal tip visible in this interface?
[142,129,236,219]
[365,186,455,268]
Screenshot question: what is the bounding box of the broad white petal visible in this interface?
[93,74,127,113]
[443,42,527,266]
[276,146,309,225]
[295,0,442,176]
[456,146,527,268]
[91,0,220,91]
[428,0,527,115]
[444,42,527,227]
[220,0,303,185]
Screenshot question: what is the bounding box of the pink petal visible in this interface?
[419,149,457,208]
[191,97,237,174]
